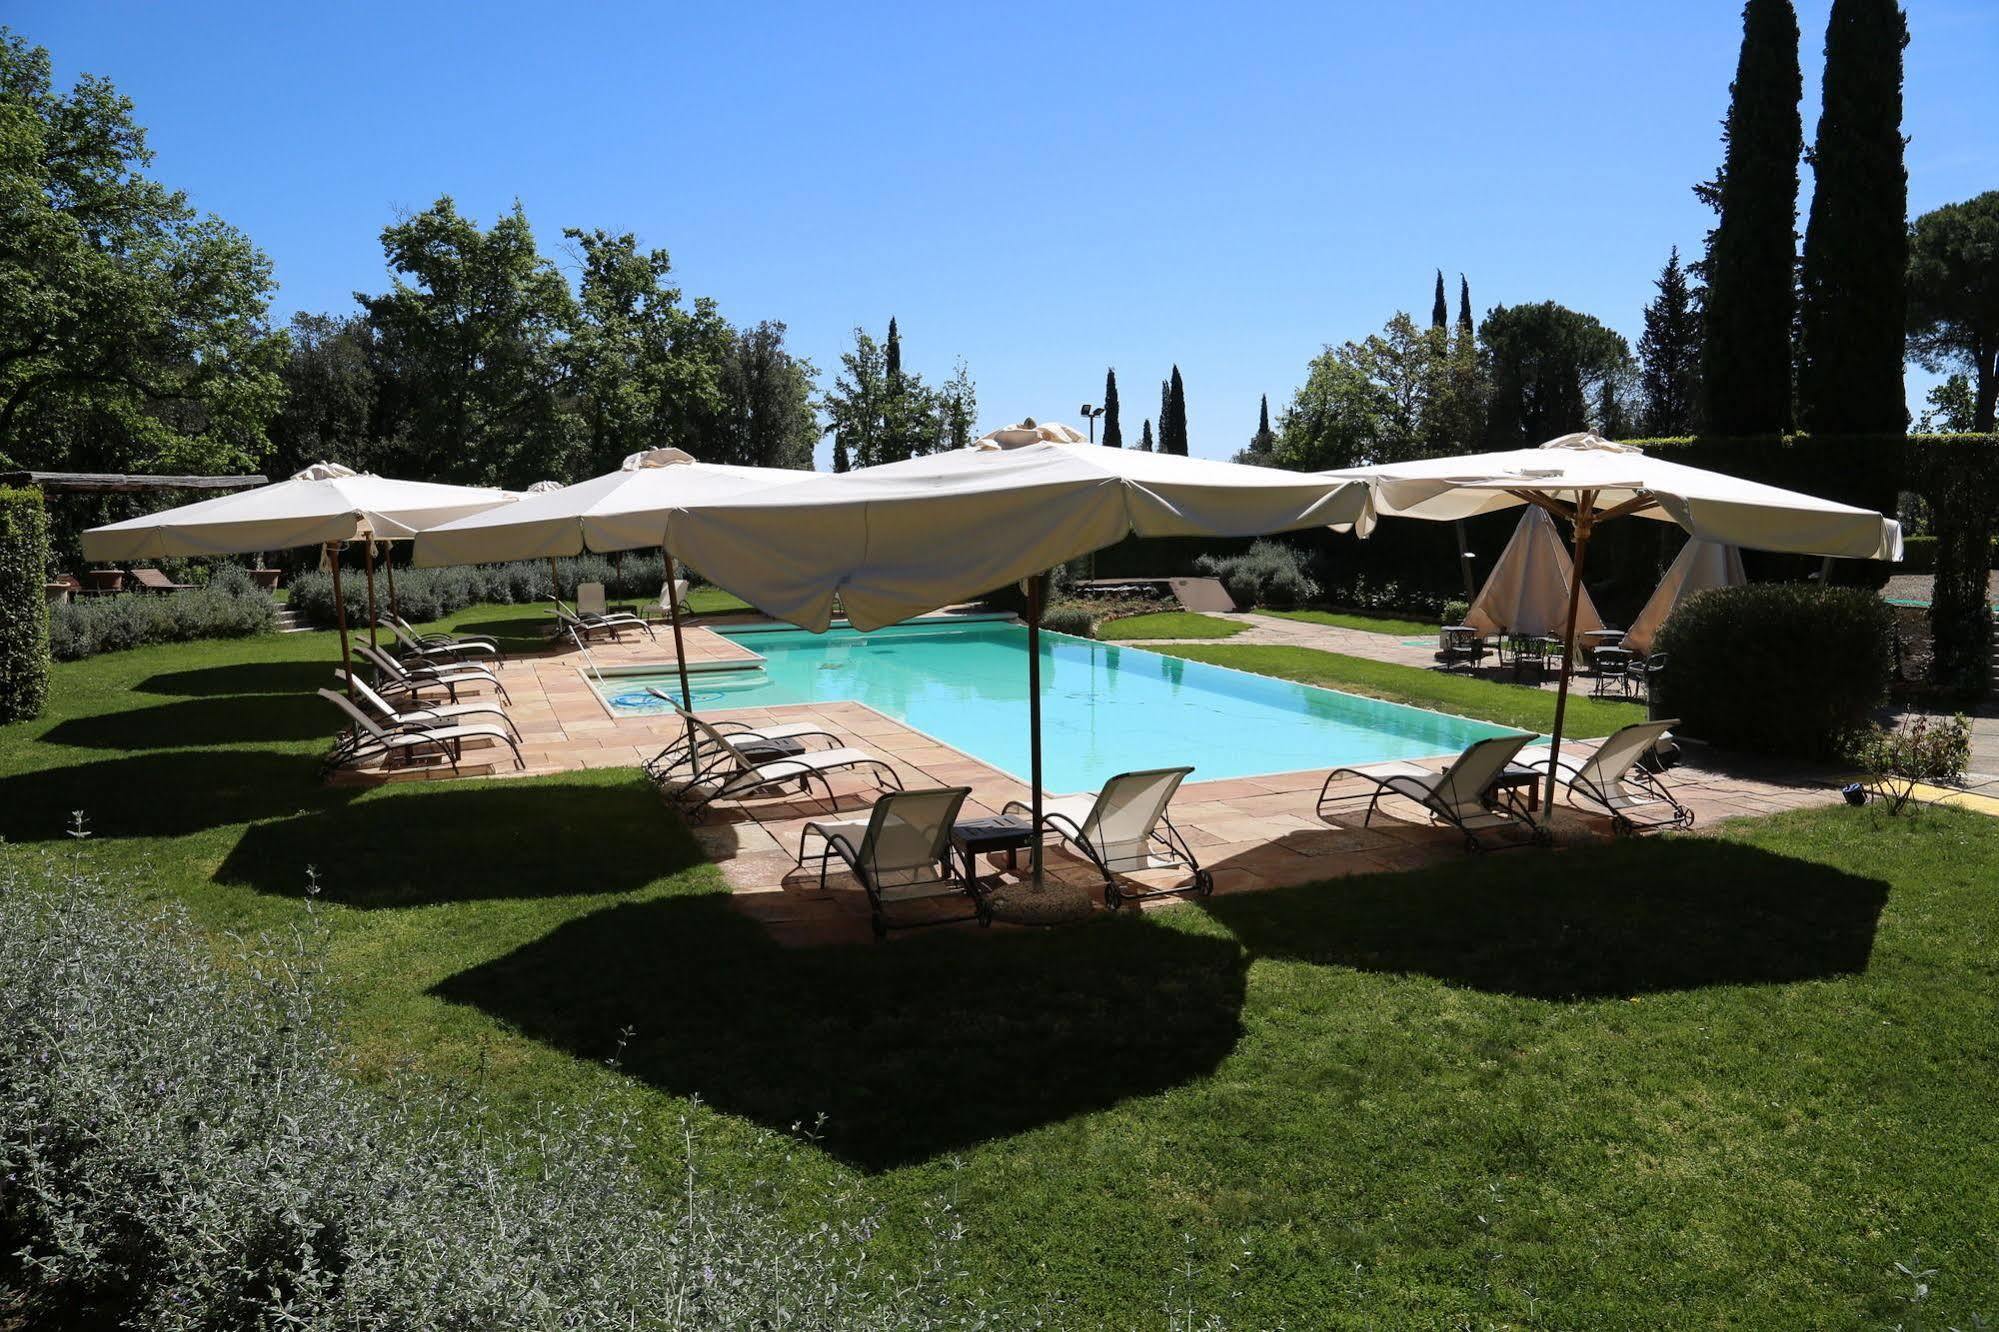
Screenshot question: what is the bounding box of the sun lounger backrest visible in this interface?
[336,669,404,720]
[1080,767,1192,862]
[659,579,690,613]
[577,582,608,616]
[1429,735,1532,814]
[684,712,756,776]
[354,643,410,679]
[318,687,390,739]
[1574,720,1676,792]
[857,786,970,885]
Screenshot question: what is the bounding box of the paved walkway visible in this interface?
[331,619,1845,947]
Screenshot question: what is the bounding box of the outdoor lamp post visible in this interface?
[1079,403,1105,443]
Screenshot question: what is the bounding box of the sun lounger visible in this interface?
[336,669,518,741]
[354,643,511,706]
[1515,719,1692,834]
[388,613,505,660]
[798,786,978,939]
[1317,733,1540,852]
[554,582,658,643]
[128,567,194,593]
[317,688,525,778]
[381,616,503,666]
[657,711,901,819]
[638,687,839,780]
[1002,766,1210,909]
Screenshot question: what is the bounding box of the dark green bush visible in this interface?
[1653,584,1895,759]
[1038,601,1099,638]
[1900,535,1936,573]
[47,566,275,662]
[0,486,51,722]
[1442,599,1471,626]
[290,554,681,629]
[1195,540,1320,609]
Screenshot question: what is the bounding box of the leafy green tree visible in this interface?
[1268,347,1392,472]
[938,359,977,452]
[717,321,817,469]
[1138,418,1154,452]
[1798,0,1909,435]
[1698,0,1802,435]
[1907,192,1999,431]
[1101,368,1122,447]
[821,322,966,468]
[1162,366,1189,455]
[0,29,284,479]
[1916,374,1977,433]
[360,198,580,487]
[1638,247,1704,434]
[1480,301,1634,446]
[268,313,376,478]
[823,328,888,470]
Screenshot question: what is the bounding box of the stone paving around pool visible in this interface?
[332,617,1847,947]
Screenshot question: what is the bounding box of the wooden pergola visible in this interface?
[2,471,268,494]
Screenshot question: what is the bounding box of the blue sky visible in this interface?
[16,1,1997,464]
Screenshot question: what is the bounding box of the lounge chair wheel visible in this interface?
[1103,881,1124,911]
[1194,869,1215,897]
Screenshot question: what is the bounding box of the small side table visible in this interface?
[950,815,1036,891]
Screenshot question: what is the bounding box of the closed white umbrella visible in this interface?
[414,447,809,728]
[83,463,515,695]
[1623,539,1747,656]
[1466,505,1606,645]
[666,424,1369,893]
[1333,432,1901,815]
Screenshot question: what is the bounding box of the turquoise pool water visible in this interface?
[601,619,1521,792]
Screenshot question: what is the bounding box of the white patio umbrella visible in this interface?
[82,463,515,696]
[664,423,1370,891]
[1466,505,1606,646]
[1334,432,1901,814]
[413,447,807,723]
[1623,539,1747,656]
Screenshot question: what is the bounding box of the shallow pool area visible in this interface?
[596,618,1523,792]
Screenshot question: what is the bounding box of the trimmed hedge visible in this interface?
[1653,583,1895,759]
[47,567,276,662]
[0,486,51,722]
[289,554,684,629]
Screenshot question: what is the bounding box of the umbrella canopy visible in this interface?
[1466,505,1605,640]
[81,462,515,561]
[1623,539,1747,655]
[1339,432,1902,560]
[1334,432,1901,821]
[666,434,1368,632]
[411,448,802,567]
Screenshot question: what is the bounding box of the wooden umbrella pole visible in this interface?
[385,546,399,619]
[363,538,378,648]
[330,543,353,699]
[663,547,697,773]
[1544,493,1595,817]
[548,557,561,616]
[1027,571,1046,891]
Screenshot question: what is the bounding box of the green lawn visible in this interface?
[1263,607,1443,637]
[1157,642,1648,736]
[1097,610,1248,640]
[3,608,1994,1327]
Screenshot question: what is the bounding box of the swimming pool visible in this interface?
[597,618,1523,792]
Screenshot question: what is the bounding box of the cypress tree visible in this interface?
[1139,418,1154,452]
[1457,275,1473,341]
[1164,365,1189,455]
[1159,379,1171,451]
[1698,0,1802,436]
[1102,368,1123,447]
[1638,247,1704,434]
[884,316,902,393]
[1256,394,1272,446]
[1798,0,1909,434]
[831,433,850,473]
[1431,270,1448,330]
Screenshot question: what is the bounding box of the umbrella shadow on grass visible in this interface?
[0,750,349,842]
[434,899,1248,1172]
[42,694,332,750]
[136,660,337,697]
[216,775,702,908]
[1200,837,1887,1000]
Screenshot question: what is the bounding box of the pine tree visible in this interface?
[1101,367,1123,447]
[1798,0,1909,434]
[1432,271,1449,330]
[1457,275,1473,341]
[1699,0,1803,435]
[1163,365,1189,455]
[1139,418,1154,452]
[1638,247,1704,434]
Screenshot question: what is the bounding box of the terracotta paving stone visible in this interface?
[325,622,1847,945]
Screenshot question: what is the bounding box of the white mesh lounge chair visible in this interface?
[1002,766,1210,910]
[797,786,977,939]
[355,643,511,706]
[388,612,505,661]
[1516,719,1692,834]
[1317,733,1540,852]
[639,686,839,780]
[659,711,902,819]
[646,578,692,625]
[561,582,658,642]
[336,669,518,741]
[381,616,503,666]
[318,688,525,778]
